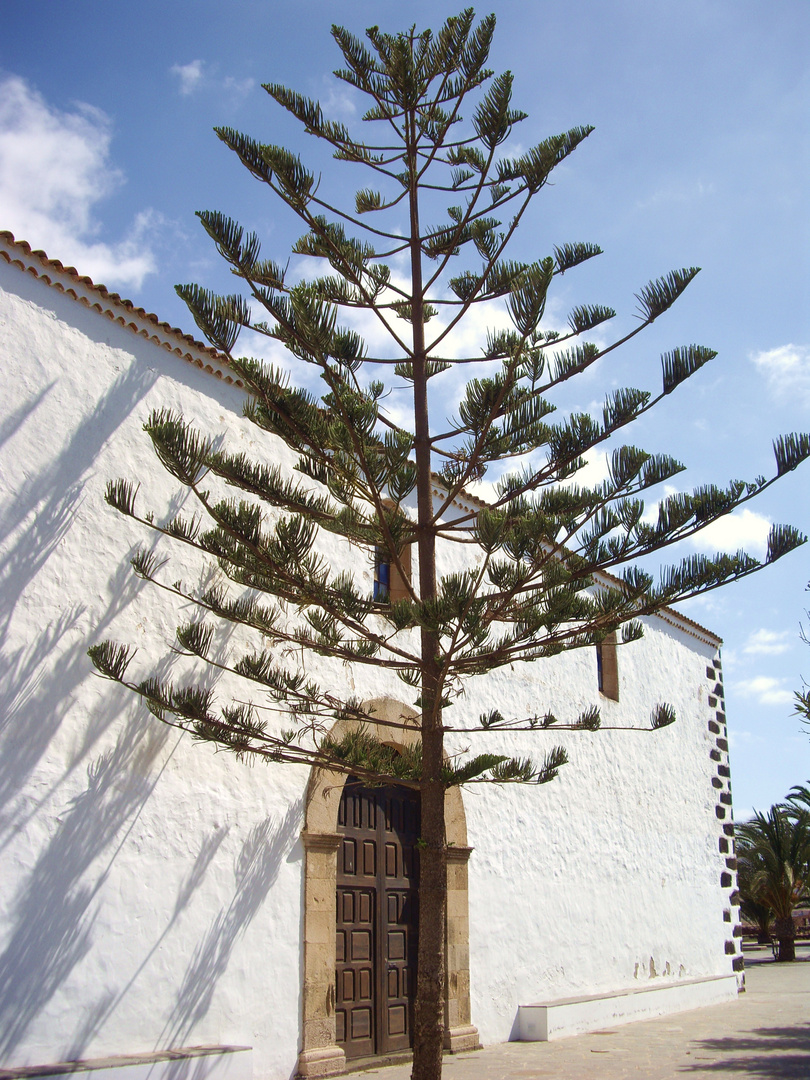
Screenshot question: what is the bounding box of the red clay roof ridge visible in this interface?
[0,230,241,387]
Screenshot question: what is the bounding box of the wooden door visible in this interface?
[336,778,420,1059]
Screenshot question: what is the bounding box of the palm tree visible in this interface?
[787,782,810,812]
[737,856,773,945]
[736,805,810,961]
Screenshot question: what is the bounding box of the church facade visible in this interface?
[0,232,741,1080]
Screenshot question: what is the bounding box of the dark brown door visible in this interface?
[336,778,419,1059]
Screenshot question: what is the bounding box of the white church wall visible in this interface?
[0,242,737,1078]
[458,621,734,1043]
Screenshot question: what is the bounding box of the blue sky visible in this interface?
[2,0,809,814]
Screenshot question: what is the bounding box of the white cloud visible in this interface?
[556,448,610,491]
[223,76,255,100]
[171,60,205,96]
[170,62,254,104]
[728,728,765,748]
[734,675,794,707]
[0,75,156,289]
[751,344,810,405]
[636,179,715,210]
[639,485,772,557]
[743,629,792,656]
[321,79,358,120]
[690,507,771,558]
[441,298,512,355]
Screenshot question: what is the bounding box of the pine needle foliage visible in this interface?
[88,12,809,1079]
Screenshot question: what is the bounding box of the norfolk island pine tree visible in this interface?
[88,12,810,1080]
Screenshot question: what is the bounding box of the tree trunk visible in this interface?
[412,773,447,1080]
[773,916,796,961]
[406,101,448,1080]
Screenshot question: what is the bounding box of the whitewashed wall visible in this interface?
[0,246,736,1079]
[460,623,732,1044]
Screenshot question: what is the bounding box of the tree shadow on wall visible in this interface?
[0,555,156,848]
[159,802,303,1052]
[63,825,231,1062]
[0,364,156,634]
[0,382,55,452]
[679,1025,810,1077]
[0,713,172,1058]
[0,362,158,839]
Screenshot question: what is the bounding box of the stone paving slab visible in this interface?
[359,947,810,1079]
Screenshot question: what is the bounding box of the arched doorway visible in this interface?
[297,698,478,1078]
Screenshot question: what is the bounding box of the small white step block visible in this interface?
[518,974,739,1041]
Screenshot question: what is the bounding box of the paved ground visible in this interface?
[361,945,810,1079]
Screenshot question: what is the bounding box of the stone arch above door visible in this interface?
[297,697,478,1078]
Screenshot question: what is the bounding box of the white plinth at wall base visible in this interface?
[517,975,739,1041]
[0,1046,253,1080]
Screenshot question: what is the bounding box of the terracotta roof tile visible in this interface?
[0,230,242,386]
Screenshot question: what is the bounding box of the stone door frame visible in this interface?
[297,697,479,1078]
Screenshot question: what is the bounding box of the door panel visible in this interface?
[335,883,375,1058]
[336,778,419,1059]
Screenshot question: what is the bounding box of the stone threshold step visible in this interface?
[0,1046,252,1080]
